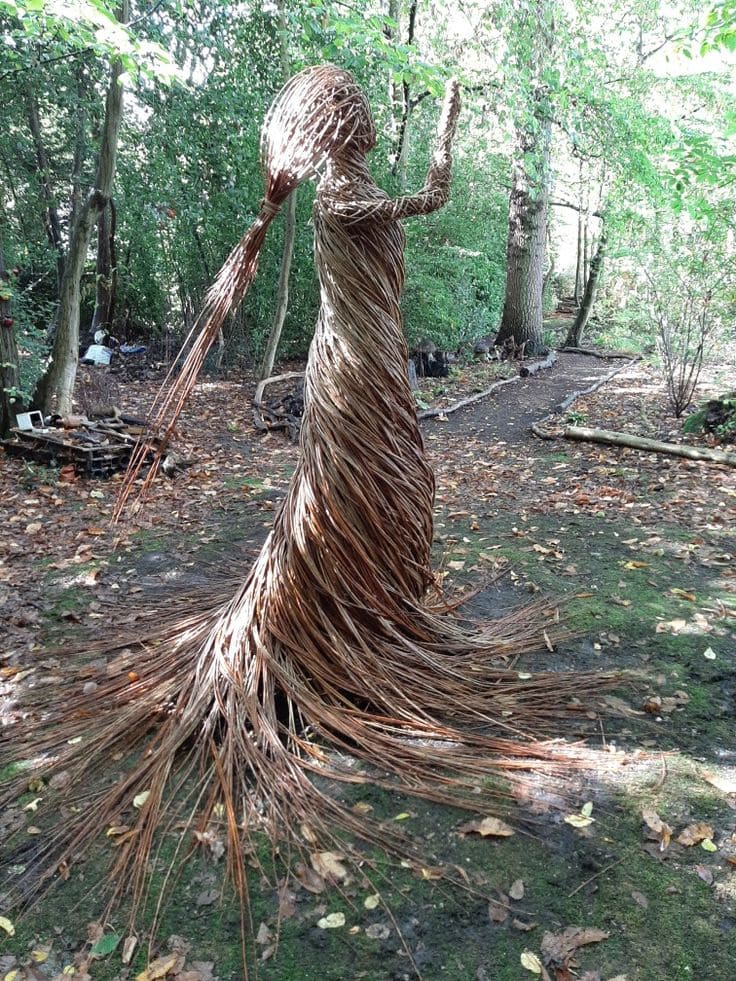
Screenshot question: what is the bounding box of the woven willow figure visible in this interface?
[2,68,610,944]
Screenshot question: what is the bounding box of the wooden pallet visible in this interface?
[2,427,134,478]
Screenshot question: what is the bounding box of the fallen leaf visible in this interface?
[196,889,219,907]
[488,901,508,923]
[703,647,716,660]
[631,891,649,908]
[540,926,609,972]
[133,790,150,809]
[624,560,649,570]
[701,838,717,852]
[520,949,543,974]
[316,912,345,929]
[365,923,391,940]
[512,919,537,931]
[676,822,714,847]
[310,851,349,882]
[457,816,515,837]
[122,936,137,965]
[670,588,696,601]
[49,770,71,790]
[641,807,672,850]
[364,894,380,910]
[89,933,120,958]
[695,865,714,884]
[0,917,15,937]
[293,862,325,893]
[135,953,183,980]
[702,772,736,794]
[509,878,525,900]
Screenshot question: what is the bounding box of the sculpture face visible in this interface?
[261,66,376,192]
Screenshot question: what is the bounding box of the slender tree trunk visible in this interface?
[0,245,21,436]
[495,123,550,356]
[33,0,129,415]
[392,0,418,189]
[90,199,116,338]
[258,0,298,382]
[385,0,402,139]
[26,87,65,290]
[69,67,89,229]
[564,231,605,348]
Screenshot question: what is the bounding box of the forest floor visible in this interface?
[1,346,735,981]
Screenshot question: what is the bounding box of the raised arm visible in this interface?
[321,78,461,224]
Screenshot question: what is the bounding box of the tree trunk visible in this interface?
[564,231,605,348]
[0,245,21,436]
[69,67,89,229]
[391,0,418,189]
[494,135,550,356]
[26,87,65,290]
[90,198,116,338]
[385,0,402,140]
[258,0,298,382]
[33,1,128,415]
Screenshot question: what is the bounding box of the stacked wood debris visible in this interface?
[1,407,155,478]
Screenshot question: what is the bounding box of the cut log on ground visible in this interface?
[564,425,736,467]
[519,350,557,377]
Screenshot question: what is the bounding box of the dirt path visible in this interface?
[431,352,613,442]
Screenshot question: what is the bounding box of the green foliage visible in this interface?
[1,0,735,373]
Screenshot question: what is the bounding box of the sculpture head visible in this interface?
[261,65,376,202]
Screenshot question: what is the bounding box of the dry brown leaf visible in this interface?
[641,807,672,850]
[702,772,736,794]
[509,878,525,900]
[293,861,325,894]
[488,901,508,923]
[676,822,714,847]
[694,865,714,884]
[310,850,349,882]
[512,919,537,931]
[458,816,515,837]
[135,953,183,981]
[540,926,609,971]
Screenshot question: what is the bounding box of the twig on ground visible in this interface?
[568,859,624,898]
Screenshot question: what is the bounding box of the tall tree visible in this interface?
[33,0,129,414]
[258,0,298,381]
[0,244,20,436]
[494,0,555,356]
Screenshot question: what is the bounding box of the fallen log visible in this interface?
[563,425,736,467]
[519,350,557,377]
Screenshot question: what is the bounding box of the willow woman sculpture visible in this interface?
[3,67,605,938]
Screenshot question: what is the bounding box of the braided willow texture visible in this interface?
[2,69,614,955]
